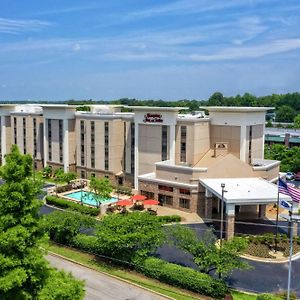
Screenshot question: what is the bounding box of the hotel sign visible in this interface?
[143,113,163,123]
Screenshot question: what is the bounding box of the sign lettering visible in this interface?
[143,113,163,123]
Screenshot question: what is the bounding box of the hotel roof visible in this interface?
[200,106,274,112]
[125,106,187,111]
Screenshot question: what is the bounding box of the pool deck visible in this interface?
[57,189,203,223]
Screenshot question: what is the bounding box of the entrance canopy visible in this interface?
[200,177,291,205]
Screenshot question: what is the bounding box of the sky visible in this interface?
[0,0,300,101]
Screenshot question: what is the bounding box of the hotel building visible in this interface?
[0,104,291,238]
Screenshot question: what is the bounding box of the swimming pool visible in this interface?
[65,191,117,206]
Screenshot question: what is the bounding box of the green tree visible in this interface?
[0,145,84,299]
[39,269,85,300]
[294,114,300,128]
[44,210,96,245]
[276,105,296,123]
[88,177,113,207]
[43,165,52,178]
[166,225,248,278]
[208,92,224,106]
[96,212,165,262]
[60,172,77,184]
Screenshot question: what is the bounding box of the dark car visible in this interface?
[294,172,300,181]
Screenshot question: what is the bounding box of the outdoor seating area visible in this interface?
[106,194,160,215]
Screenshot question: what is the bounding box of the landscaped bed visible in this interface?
[244,233,300,258]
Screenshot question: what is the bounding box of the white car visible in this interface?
[286,172,294,180]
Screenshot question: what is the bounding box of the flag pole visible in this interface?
[287,202,293,300]
[275,175,280,252]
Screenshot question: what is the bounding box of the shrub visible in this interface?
[157,215,181,223]
[45,196,100,216]
[136,257,228,299]
[275,290,297,300]
[256,294,281,300]
[44,211,96,245]
[72,234,98,253]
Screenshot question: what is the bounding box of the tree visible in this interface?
[38,269,85,300]
[0,145,84,299]
[96,212,165,262]
[294,114,300,128]
[166,225,248,278]
[44,210,96,245]
[208,92,224,106]
[58,172,77,184]
[276,105,296,123]
[88,177,113,207]
[43,165,52,178]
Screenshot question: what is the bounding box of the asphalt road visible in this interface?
[41,203,300,295]
[46,254,167,300]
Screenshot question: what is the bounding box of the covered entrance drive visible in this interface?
[200,177,293,239]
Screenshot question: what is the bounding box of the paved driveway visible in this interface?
[47,254,167,300]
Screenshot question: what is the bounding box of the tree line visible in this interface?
[1,92,300,122]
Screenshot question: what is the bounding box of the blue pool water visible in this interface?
[65,191,117,206]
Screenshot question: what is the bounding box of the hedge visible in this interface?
[45,196,100,216]
[136,257,228,299]
[256,294,283,300]
[157,215,181,223]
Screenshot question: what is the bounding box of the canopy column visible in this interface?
[226,203,235,240]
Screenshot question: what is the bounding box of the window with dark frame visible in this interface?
[59,120,63,163]
[130,122,135,174]
[91,121,95,168]
[180,126,187,162]
[80,120,85,166]
[48,119,52,161]
[179,188,190,195]
[179,198,190,209]
[33,118,37,157]
[158,185,173,192]
[161,125,168,161]
[248,125,252,164]
[158,194,173,205]
[23,117,26,154]
[14,117,17,144]
[104,122,109,171]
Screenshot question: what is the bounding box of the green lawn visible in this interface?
[34,171,67,185]
[42,240,257,300]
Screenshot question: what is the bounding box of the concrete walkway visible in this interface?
[47,254,167,300]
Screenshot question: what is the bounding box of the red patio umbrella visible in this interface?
[116,199,133,207]
[143,199,159,206]
[131,194,146,201]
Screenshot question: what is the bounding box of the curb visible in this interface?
[46,250,175,300]
[241,251,300,263]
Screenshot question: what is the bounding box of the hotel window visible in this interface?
[14,117,17,144]
[179,198,190,209]
[80,120,85,166]
[141,190,154,199]
[48,119,52,161]
[158,185,173,192]
[180,126,187,162]
[104,122,109,171]
[33,118,37,157]
[23,117,26,154]
[91,121,95,168]
[130,123,135,174]
[59,120,63,163]
[161,125,168,161]
[248,126,253,164]
[179,188,190,195]
[158,194,173,205]
[80,170,85,179]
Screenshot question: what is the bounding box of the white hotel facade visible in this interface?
[0,104,291,238]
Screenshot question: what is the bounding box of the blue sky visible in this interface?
[0,0,300,101]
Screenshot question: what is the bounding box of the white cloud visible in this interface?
[0,17,51,34]
[72,43,81,52]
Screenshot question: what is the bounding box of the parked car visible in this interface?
[294,172,300,181]
[286,172,295,180]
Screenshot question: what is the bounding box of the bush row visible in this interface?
[157,215,181,223]
[67,234,227,299]
[45,196,100,216]
[136,257,228,299]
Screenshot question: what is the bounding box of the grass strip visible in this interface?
[42,240,257,300]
